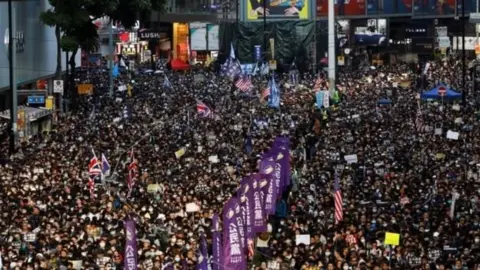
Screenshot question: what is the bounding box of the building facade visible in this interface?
[0,0,80,100]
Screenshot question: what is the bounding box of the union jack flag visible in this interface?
[313,77,323,92]
[196,100,214,118]
[88,157,102,198]
[334,170,343,224]
[235,73,253,92]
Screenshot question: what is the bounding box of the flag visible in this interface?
[262,86,271,101]
[124,220,138,270]
[251,174,267,232]
[101,153,111,176]
[222,197,246,270]
[334,170,343,224]
[89,104,96,119]
[196,232,208,270]
[237,177,255,257]
[163,75,172,89]
[268,74,280,109]
[212,214,222,270]
[88,156,101,198]
[415,107,424,132]
[127,84,133,97]
[127,148,138,197]
[260,62,269,75]
[221,43,242,80]
[235,73,253,92]
[123,103,132,120]
[196,100,214,118]
[113,63,119,78]
[259,157,278,214]
[244,135,253,154]
[312,77,322,92]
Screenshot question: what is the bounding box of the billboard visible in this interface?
[190,22,207,51]
[413,0,455,16]
[366,0,412,15]
[411,37,434,54]
[247,0,310,20]
[456,0,478,14]
[207,24,219,51]
[317,0,366,17]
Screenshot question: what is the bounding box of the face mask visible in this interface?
[475,238,480,244]
[325,252,331,257]
[175,257,180,262]
[99,242,106,248]
[81,252,87,257]
[343,266,349,270]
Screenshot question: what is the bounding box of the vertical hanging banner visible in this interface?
[247,0,311,20]
[367,0,412,15]
[254,45,262,62]
[317,0,366,16]
[207,24,219,51]
[413,0,455,16]
[189,22,207,51]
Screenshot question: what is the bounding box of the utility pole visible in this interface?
[462,0,466,105]
[263,0,267,61]
[8,0,17,156]
[108,20,114,96]
[328,0,336,91]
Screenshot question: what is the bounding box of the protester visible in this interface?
[0,55,479,270]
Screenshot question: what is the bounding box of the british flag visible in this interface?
[235,73,253,92]
[312,77,323,92]
[196,100,214,118]
[87,157,102,198]
[334,170,343,224]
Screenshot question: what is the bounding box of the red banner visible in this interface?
[317,0,366,16]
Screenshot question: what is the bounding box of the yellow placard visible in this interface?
[246,0,310,21]
[147,184,160,193]
[268,60,277,70]
[45,96,55,110]
[175,148,186,159]
[384,232,400,246]
[77,84,93,95]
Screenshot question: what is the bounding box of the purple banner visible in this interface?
[237,177,254,244]
[260,155,280,214]
[123,220,138,270]
[212,214,222,270]
[274,136,291,188]
[222,197,246,270]
[252,174,267,232]
[196,232,208,270]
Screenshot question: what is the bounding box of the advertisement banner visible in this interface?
[190,22,207,51]
[247,0,310,20]
[317,0,366,17]
[367,0,412,15]
[456,0,478,14]
[413,0,455,16]
[207,24,219,51]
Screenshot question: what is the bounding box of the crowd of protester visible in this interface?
[0,56,479,270]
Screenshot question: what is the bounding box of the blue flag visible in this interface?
[196,232,208,270]
[101,153,111,176]
[316,91,324,109]
[268,74,280,108]
[163,75,172,89]
[112,63,119,78]
[221,43,242,80]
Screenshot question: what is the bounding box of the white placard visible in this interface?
[344,154,358,164]
[434,128,442,135]
[118,85,127,92]
[446,130,459,140]
[24,233,36,242]
[53,80,64,94]
[185,202,200,212]
[295,234,311,245]
[208,155,219,163]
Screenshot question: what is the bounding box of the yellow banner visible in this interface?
[247,0,310,21]
[45,96,55,110]
[77,84,94,95]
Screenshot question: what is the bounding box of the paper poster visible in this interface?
[446,130,459,140]
[384,232,400,246]
[185,202,200,212]
[344,154,358,164]
[147,184,160,193]
[175,148,186,158]
[295,234,311,245]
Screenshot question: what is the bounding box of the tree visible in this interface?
[40,0,166,109]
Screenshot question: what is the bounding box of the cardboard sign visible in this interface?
[384,232,400,246]
[295,234,311,245]
[185,202,200,212]
[344,154,358,164]
[77,84,93,95]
